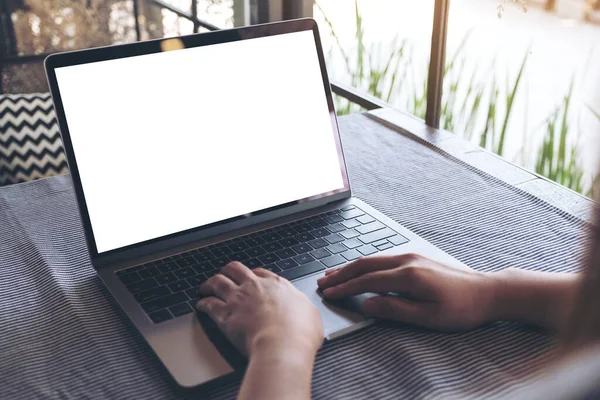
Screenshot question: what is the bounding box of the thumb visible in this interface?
[362,296,430,326]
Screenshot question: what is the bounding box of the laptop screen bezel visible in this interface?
[44,18,352,267]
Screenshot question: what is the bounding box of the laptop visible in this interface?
[44,18,467,388]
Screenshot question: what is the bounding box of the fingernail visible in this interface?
[195,299,204,311]
[317,277,326,285]
[322,288,333,297]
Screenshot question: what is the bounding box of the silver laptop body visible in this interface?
[45,19,467,388]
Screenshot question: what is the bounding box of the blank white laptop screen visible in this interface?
[54,31,346,253]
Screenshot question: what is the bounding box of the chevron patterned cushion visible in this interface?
[0,93,68,186]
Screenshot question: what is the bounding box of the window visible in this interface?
[446,0,600,195]
[313,0,434,116]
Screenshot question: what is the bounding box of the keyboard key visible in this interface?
[147,266,161,277]
[230,251,250,262]
[134,286,170,303]
[119,272,141,285]
[275,248,296,259]
[277,258,299,270]
[341,249,362,261]
[376,242,394,251]
[309,218,329,229]
[278,261,325,281]
[272,228,290,238]
[209,247,229,258]
[359,228,396,244]
[292,243,312,254]
[341,219,361,229]
[293,253,315,265]
[389,235,409,246]
[158,262,178,274]
[310,248,331,259]
[126,278,158,294]
[356,221,385,235]
[186,287,202,300]
[357,245,378,256]
[294,224,313,233]
[263,232,282,243]
[216,239,233,247]
[308,238,329,248]
[324,233,344,244]
[211,257,231,269]
[229,242,249,252]
[245,237,266,247]
[170,302,193,317]
[259,253,280,264]
[340,229,360,239]
[321,255,346,268]
[263,242,284,252]
[327,223,346,233]
[326,243,347,254]
[168,280,191,293]
[325,215,344,224]
[341,205,356,211]
[310,228,330,238]
[340,209,365,219]
[156,273,177,285]
[279,237,300,247]
[246,247,267,257]
[245,258,263,268]
[139,269,153,280]
[187,275,206,287]
[342,238,363,249]
[175,256,196,269]
[372,239,389,247]
[205,269,219,278]
[142,292,189,313]
[194,251,214,263]
[116,268,132,276]
[149,309,172,324]
[175,267,195,279]
[193,262,213,274]
[357,214,375,224]
[295,232,315,243]
[262,264,282,273]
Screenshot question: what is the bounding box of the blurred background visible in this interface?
[1,0,599,195]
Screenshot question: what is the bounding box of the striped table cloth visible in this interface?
[0,113,590,399]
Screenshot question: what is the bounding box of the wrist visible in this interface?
[250,329,321,360]
[484,268,580,330]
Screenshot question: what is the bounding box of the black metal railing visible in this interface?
[0,0,449,129]
[0,0,220,94]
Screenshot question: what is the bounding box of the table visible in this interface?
[0,109,593,399]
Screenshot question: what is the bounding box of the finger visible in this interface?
[196,296,227,322]
[318,255,414,290]
[252,267,277,279]
[322,269,409,299]
[221,261,255,284]
[362,296,430,326]
[200,274,237,300]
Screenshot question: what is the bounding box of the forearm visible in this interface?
[239,339,316,400]
[486,268,581,330]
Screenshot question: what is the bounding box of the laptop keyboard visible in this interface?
[115,205,409,324]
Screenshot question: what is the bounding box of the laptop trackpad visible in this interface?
[292,274,377,340]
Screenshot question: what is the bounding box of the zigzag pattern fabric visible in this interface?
[0,92,68,186]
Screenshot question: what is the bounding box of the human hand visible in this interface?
[196,262,324,357]
[317,254,496,331]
